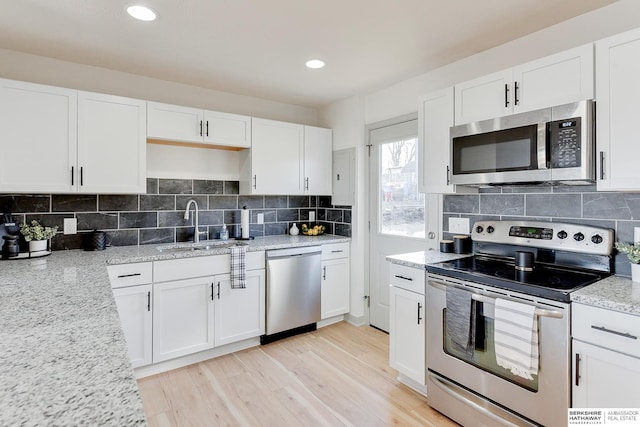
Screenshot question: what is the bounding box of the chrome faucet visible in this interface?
[184,199,207,243]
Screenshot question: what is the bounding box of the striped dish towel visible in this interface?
[230,245,247,289]
[494,298,539,380]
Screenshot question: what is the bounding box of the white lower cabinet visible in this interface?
[321,243,350,320]
[214,269,266,347]
[112,284,153,368]
[152,276,216,363]
[572,303,640,408]
[389,263,426,386]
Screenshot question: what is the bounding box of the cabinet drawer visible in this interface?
[154,251,265,283]
[572,303,640,358]
[107,262,153,288]
[322,242,350,260]
[389,263,425,294]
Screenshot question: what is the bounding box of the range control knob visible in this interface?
[573,232,585,242]
[475,225,484,233]
[591,234,604,244]
[486,226,495,234]
[557,230,568,239]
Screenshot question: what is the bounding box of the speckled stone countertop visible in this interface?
[0,234,349,426]
[572,275,640,316]
[386,250,471,269]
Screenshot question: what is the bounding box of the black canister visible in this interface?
[2,235,20,258]
[515,251,535,271]
[85,230,107,251]
[453,235,471,254]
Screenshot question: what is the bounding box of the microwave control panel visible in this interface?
[549,117,581,169]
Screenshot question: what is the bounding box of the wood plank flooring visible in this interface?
[137,322,459,427]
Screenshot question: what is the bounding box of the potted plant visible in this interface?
[20,220,57,252]
[615,241,640,282]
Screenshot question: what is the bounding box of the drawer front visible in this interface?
[107,262,153,288]
[389,262,425,294]
[154,251,265,282]
[322,242,350,260]
[572,303,640,358]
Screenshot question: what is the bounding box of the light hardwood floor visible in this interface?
[137,322,459,426]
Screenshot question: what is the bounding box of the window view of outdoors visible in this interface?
[379,138,425,237]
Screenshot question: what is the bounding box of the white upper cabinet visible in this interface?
[240,118,332,195]
[455,44,594,124]
[332,148,356,206]
[303,125,332,195]
[78,92,146,194]
[595,28,640,191]
[0,79,77,193]
[418,87,455,194]
[147,101,251,148]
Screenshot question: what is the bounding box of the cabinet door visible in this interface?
[153,276,215,363]
[113,284,153,368]
[303,126,332,195]
[513,44,593,114]
[78,92,146,194]
[147,101,204,143]
[596,28,640,191]
[0,78,77,193]
[332,148,355,206]
[214,269,265,346]
[321,258,350,319]
[419,87,454,194]
[573,340,640,408]
[389,286,425,385]
[250,118,304,194]
[203,111,251,148]
[454,69,512,124]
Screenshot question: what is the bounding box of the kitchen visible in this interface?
[2,1,640,426]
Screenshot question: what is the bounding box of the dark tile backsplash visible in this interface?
[443,185,640,276]
[0,178,352,251]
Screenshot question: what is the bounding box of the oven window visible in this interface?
[452,124,539,174]
[443,305,539,392]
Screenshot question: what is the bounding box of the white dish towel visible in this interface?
[494,298,539,380]
[230,245,247,289]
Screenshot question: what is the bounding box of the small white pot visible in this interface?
[29,239,48,253]
[632,263,640,283]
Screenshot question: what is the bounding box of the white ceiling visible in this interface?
[0,0,616,108]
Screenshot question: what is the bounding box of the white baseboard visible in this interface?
[317,315,344,328]
[344,313,367,326]
[397,373,428,397]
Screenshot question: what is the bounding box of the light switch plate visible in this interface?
[634,227,640,243]
[449,217,470,234]
[64,218,77,235]
[256,213,264,224]
[309,211,316,222]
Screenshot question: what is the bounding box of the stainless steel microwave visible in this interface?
[450,100,594,186]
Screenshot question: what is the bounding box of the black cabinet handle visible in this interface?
[331,250,343,253]
[80,167,84,186]
[514,81,520,105]
[253,175,257,189]
[305,177,309,190]
[210,283,214,301]
[323,266,327,280]
[395,275,413,281]
[446,165,450,185]
[504,83,510,107]
[575,353,580,386]
[117,273,141,278]
[206,120,209,137]
[147,291,151,312]
[200,120,203,137]
[599,151,605,180]
[217,282,221,300]
[591,325,638,340]
[71,166,74,186]
[417,302,423,324]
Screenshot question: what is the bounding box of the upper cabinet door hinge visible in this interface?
[366,144,373,157]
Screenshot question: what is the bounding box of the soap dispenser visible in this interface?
[220,223,229,241]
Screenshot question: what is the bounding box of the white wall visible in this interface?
[0,48,319,180]
[320,0,640,326]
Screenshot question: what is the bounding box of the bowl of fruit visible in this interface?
[301,224,325,236]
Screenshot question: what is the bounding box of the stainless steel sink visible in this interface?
[157,241,248,254]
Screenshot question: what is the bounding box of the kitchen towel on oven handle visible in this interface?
[230,245,247,289]
[445,286,477,356]
[494,298,539,380]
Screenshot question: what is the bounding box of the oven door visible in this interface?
[450,106,551,186]
[426,274,570,427]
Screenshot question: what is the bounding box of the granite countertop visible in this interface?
[386,250,471,269]
[0,234,349,426]
[571,275,640,316]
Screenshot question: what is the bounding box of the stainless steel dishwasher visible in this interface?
[261,245,321,344]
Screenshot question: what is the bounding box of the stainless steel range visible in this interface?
[426,220,613,427]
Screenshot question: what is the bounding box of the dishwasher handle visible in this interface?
[266,246,321,259]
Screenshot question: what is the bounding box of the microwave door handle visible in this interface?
[537,123,548,169]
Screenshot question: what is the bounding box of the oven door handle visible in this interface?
[427,373,523,427]
[427,280,564,319]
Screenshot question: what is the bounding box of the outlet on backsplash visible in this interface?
[449,217,470,234]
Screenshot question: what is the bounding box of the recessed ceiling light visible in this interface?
[126,5,158,22]
[305,59,325,69]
